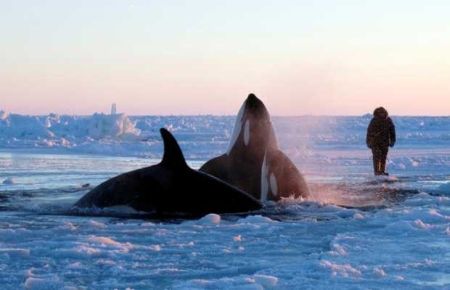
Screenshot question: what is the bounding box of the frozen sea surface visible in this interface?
[2,113,450,158]
[1,116,450,289]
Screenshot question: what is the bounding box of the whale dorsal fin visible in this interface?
[160,128,188,169]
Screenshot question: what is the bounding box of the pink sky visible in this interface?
[1,0,449,115]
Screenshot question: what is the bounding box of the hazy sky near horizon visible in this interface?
[1,0,449,115]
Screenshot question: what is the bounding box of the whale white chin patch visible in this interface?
[269,173,278,197]
[244,120,250,146]
[260,152,269,202]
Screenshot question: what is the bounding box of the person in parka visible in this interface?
[366,107,396,176]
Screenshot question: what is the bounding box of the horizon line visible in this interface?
[2,110,450,118]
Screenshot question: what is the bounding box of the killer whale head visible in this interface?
[226,93,278,156]
[200,93,310,201]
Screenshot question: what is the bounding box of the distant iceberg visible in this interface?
[0,111,140,140]
[87,113,140,139]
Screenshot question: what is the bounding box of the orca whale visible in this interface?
[74,128,262,217]
[200,94,310,201]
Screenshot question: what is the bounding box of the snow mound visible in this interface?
[320,260,362,278]
[87,113,140,139]
[2,177,16,185]
[197,213,221,225]
[0,112,139,142]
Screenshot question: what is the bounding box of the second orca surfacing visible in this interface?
[74,128,262,218]
[200,94,310,201]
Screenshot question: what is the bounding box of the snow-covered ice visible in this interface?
[2,112,450,158]
[1,114,450,289]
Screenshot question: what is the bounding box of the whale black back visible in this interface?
[74,128,262,218]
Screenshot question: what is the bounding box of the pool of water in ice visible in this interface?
[0,149,450,289]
